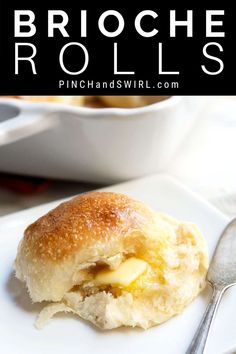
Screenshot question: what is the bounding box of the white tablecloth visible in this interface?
[167,97,236,218]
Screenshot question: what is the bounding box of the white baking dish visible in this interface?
[0,97,205,183]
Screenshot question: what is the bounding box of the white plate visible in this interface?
[0,174,234,354]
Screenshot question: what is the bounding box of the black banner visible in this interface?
[0,1,235,95]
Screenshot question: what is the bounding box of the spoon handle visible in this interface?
[185,285,225,354]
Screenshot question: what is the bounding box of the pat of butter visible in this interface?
[95,257,147,287]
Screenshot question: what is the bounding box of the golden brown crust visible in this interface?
[14,191,209,313]
[22,192,155,262]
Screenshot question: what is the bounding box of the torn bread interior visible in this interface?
[14,192,208,329]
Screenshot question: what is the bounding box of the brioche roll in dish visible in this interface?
[18,95,169,108]
[14,192,208,330]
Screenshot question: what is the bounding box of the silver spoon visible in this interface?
[186,218,236,354]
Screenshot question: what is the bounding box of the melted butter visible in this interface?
[94,257,148,287]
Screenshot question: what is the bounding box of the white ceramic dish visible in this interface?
[0,97,205,183]
[0,174,235,354]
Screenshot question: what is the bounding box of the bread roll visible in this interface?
[18,95,170,108]
[14,192,208,329]
[20,96,85,105]
[98,96,169,108]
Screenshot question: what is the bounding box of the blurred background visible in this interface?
[0,96,235,218]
